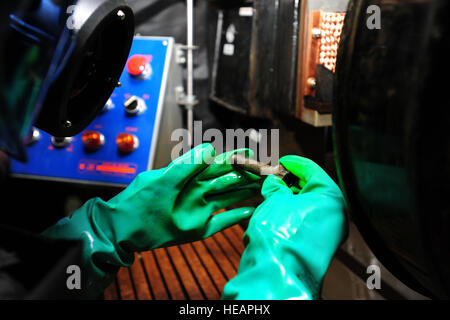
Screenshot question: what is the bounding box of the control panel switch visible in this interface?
[102,98,114,113]
[51,136,72,148]
[124,96,146,115]
[25,127,40,146]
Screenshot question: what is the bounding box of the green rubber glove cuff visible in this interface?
[222,155,348,300]
[42,198,135,297]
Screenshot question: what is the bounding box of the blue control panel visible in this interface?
[10,37,174,187]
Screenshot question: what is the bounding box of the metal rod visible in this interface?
[187,106,194,147]
[186,0,195,147]
[231,154,289,179]
[231,154,300,188]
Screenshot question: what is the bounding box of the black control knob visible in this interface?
[124,96,146,115]
[51,136,72,148]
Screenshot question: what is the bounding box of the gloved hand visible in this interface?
[222,155,347,300]
[42,143,260,298]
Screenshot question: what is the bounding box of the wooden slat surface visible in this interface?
[154,248,187,300]
[141,251,169,300]
[179,243,220,300]
[202,237,237,279]
[116,267,136,300]
[212,233,241,270]
[129,253,152,300]
[191,240,228,293]
[104,225,245,300]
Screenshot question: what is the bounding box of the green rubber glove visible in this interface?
[222,155,347,300]
[42,143,260,298]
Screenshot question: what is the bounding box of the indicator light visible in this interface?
[116,133,139,153]
[126,55,152,79]
[96,165,137,174]
[82,130,105,151]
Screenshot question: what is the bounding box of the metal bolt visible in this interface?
[64,120,72,128]
[116,81,122,88]
[117,10,125,20]
[306,77,317,90]
[312,28,322,39]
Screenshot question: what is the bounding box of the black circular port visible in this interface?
[34,0,135,137]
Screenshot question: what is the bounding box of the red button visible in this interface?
[82,130,104,151]
[116,133,139,153]
[126,55,149,77]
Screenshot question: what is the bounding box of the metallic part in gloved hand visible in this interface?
[42,143,261,298]
[231,153,299,188]
[222,155,348,300]
[231,154,289,178]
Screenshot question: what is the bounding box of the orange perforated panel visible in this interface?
[302,10,345,97]
[318,12,345,72]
